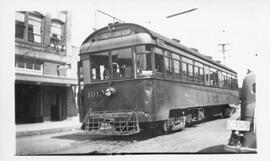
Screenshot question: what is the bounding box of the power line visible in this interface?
[166,8,198,18]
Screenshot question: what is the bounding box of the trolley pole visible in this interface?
[218,43,229,65]
[97,10,125,23]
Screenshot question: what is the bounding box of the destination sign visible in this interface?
[97,28,132,40]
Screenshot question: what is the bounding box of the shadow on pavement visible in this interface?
[197,144,257,154]
[197,144,233,154]
[51,130,156,142]
[51,132,108,141]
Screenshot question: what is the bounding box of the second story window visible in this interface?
[15,12,25,39]
[15,11,43,44]
[50,21,65,51]
[27,14,42,43]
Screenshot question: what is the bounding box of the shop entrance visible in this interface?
[43,86,66,121]
[15,83,42,124]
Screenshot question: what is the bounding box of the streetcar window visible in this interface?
[187,64,194,81]
[164,51,173,79]
[182,62,188,80]
[173,59,180,79]
[232,75,238,90]
[199,68,204,84]
[220,72,224,87]
[172,53,180,79]
[218,71,222,87]
[136,53,152,77]
[155,53,164,77]
[204,65,210,85]
[112,48,133,79]
[182,57,193,82]
[90,52,109,81]
[222,72,227,88]
[194,66,199,82]
[228,74,232,89]
[210,70,214,86]
[194,62,204,84]
[210,68,218,86]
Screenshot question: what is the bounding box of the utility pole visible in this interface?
[218,43,229,65]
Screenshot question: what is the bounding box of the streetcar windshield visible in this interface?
[112,48,133,79]
[136,53,152,77]
[90,48,133,81]
[89,46,155,82]
[90,52,109,81]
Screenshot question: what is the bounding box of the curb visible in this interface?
[16,126,81,137]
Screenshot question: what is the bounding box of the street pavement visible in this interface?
[16,107,240,155]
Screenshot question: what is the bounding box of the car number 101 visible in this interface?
[227,120,250,131]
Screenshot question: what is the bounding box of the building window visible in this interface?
[15,57,43,74]
[27,14,42,43]
[15,12,25,39]
[50,21,65,51]
[15,11,43,44]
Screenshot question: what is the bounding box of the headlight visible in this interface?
[105,87,116,97]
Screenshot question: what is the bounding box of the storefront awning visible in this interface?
[15,73,77,86]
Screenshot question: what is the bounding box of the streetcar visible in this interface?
[78,22,239,135]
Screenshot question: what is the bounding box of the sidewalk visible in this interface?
[16,116,81,137]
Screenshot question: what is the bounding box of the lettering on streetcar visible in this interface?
[97,29,132,40]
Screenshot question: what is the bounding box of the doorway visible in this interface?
[43,86,65,121]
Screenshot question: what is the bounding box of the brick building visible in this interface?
[15,11,78,124]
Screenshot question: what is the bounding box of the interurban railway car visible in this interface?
[78,23,239,135]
